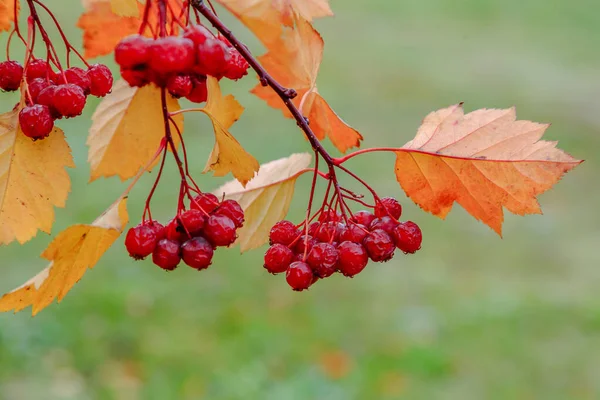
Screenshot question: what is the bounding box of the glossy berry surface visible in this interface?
[307,243,339,278]
[25,59,52,82]
[52,84,86,117]
[269,220,299,246]
[63,67,91,94]
[286,261,314,291]
[191,192,220,213]
[27,78,51,104]
[148,36,196,76]
[195,38,230,78]
[36,86,60,118]
[204,214,237,247]
[337,241,369,277]
[319,209,341,223]
[375,197,402,220]
[165,218,189,243]
[167,74,193,98]
[314,221,342,243]
[115,35,151,69]
[185,75,208,103]
[352,210,376,227]
[264,244,294,274]
[19,105,54,139]
[364,229,395,262]
[224,50,249,80]
[369,216,399,235]
[179,209,206,235]
[87,64,113,97]
[293,235,316,255]
[215,199,244,227]
[181,237,214,270]
[125,223,159,260]
[392,221,422,254]
[0,60,23,91]
[339,223,368,244]
[121,68,149,87]
[184,24,213,46]
[152,239,181,271]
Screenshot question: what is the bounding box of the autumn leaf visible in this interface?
[251,17,362,153]
[0,0,19,32]
[201,77,259,187]
[395,104,582,234]
[78,0,182,59]
[0,109,74,245]
[0,196,129,315]
[87,80,183,182]
[111,0,139,17]
[214,152,312,252]
[216,0,333,45]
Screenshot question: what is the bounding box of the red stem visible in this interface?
[334,147,400,165]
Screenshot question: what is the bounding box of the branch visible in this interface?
[190,0,335,166]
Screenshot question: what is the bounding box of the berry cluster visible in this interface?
[264,197,422,291]
[125,193,244,271]
[0,59,113,139]
[115,24,249,103]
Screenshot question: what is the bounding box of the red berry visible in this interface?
[37,85,60,119]
[307,242,339,278]
[179,209,206,235]
[293,235,316,255]
[286,261,314,291]
[392,221,422,254]
[363,229,395,262]
[185,75,208,103]
[195,38,230,78]
[148,36,196,76]
[27,78,50,104]
[181,237,214,270]
[165,218,189,243]
[52,84,86,118]
[152,239,181,271]
[167,74,193,98]
[191,192,220,213]
[269,220,300,246]
[339,223,368,243]
[25,59,52,82]
[369,216,399,235]
[352,210,376,227]
[214,199,244,227]
[146,220,166,240]
[204,214,237,247]
[64,67,91,94]
[121,68,150,87]
[115,35,151,69]
[264,244,294,274]
[125,223,160,260]
[224,50,249,81]
[375,197,402,220]
[314,221,342,243]
[87,64,113,97]
[183,24,213,46]
[19,105,54,139]
[308,222,320,237]
[0,60,23,91]
[319,209,341,223]
[337,241,369,277]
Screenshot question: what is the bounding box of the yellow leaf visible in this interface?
[0,196,129,315]
[201,77,259,187]
[0,109,74,245]
[251,17,362,153]
[0,0,19,32]
[395,104,582,235]
[111,0,139,17]
[214,153,312,252]
[88,80,183,182]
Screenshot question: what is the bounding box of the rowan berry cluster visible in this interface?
[264,197,422,291]
[115,24,249,102]
[0,59,113,139]
[125,193,244,271]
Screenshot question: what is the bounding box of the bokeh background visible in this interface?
[0,0,598,398]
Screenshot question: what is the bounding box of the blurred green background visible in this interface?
[0,0,598,398]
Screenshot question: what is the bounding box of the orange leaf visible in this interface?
[201,77,259,187]
[0,195,128,315]
[111,0,139,17]
[87,80,183,182]
[216,0,332,45]
[395,104,582,234]
[78,0,182,59]
[0,109,74,245]
[251,17,362,153]
[0,0,19,32]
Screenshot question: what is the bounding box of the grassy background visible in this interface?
[1,0,599,398]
